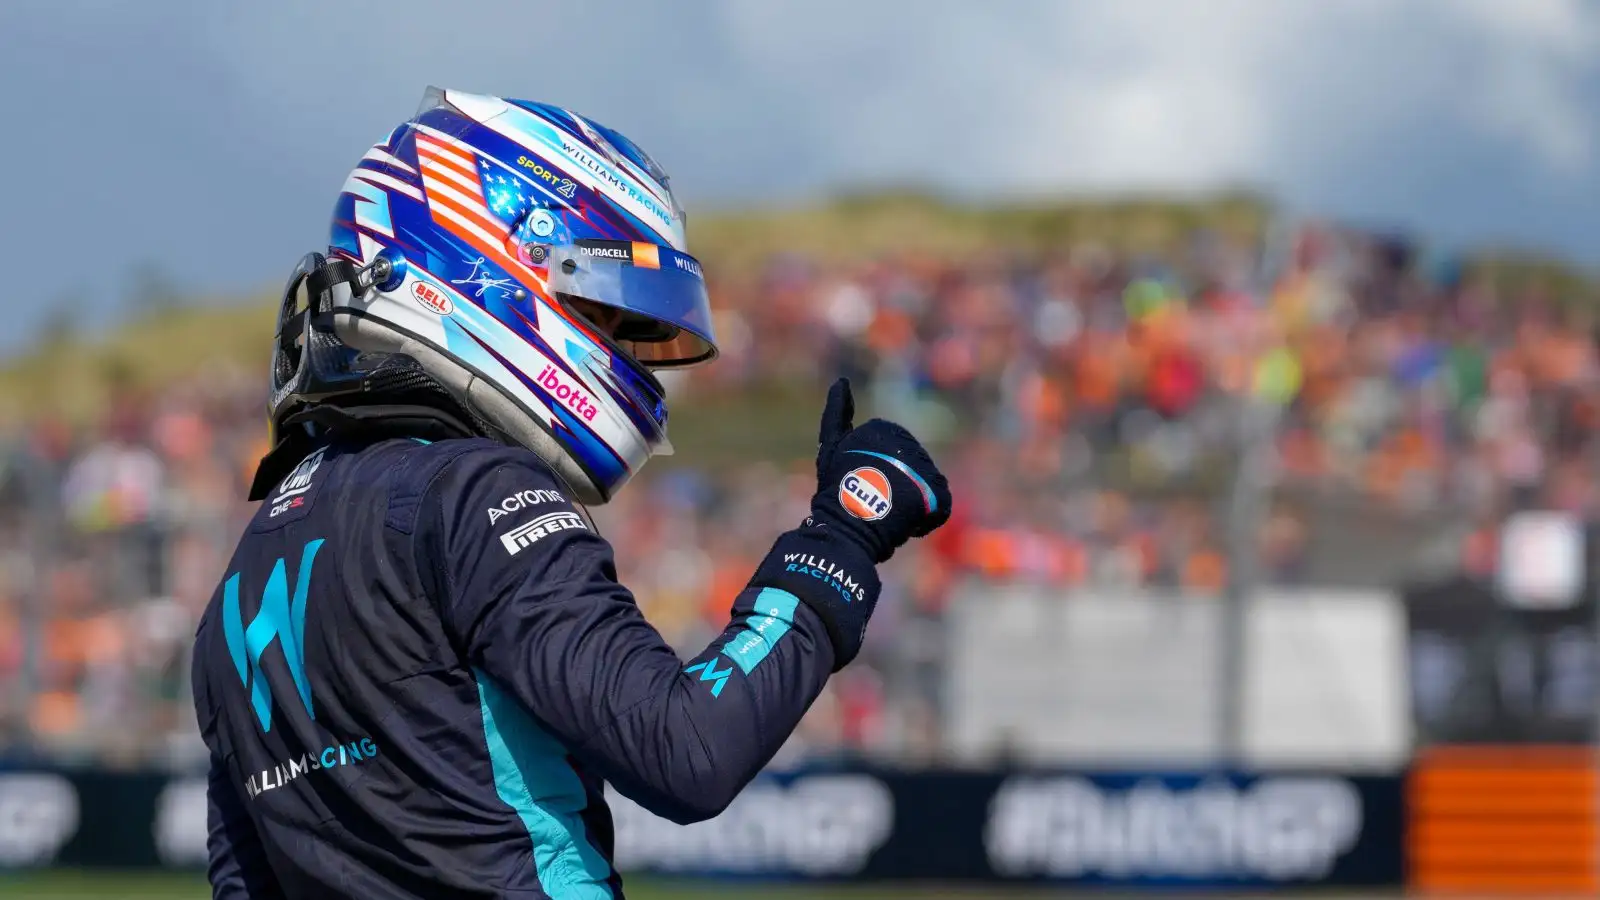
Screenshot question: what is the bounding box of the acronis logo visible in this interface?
[222,540,325,732]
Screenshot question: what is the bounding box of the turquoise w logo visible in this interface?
[222,539,325,732]
[685,659,733,697]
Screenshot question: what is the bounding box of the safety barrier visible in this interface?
[1407,745,1598,894]
[8,759,1599,893]
[0,765,1408,889]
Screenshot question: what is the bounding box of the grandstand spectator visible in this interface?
[0,219,1594,765]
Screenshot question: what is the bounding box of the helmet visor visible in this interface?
[545,240,717,367]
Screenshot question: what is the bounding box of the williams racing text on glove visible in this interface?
[748,378,953,670]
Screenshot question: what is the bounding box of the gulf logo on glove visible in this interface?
[840,467,892,521]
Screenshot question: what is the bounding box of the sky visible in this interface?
[1,0,1597,352]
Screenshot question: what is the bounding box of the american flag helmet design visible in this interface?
[319,88,718,504]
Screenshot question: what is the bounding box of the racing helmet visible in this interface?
[263,87,717,504]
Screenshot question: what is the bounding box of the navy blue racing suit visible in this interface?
[191,433,870,898]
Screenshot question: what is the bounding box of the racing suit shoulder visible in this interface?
[413,442,839,825]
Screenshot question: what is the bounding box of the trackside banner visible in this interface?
[613,767,1405,887]
[0,766,1404,887]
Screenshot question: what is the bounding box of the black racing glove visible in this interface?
[748,378,952,670]
[807,377,952,563]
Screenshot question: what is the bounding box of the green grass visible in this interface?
[0,871,1008,899]
[0,871,1312,899]
[0,872,206,900]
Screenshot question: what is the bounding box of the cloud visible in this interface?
[706,0,1599,199]
[1451,0,1600,172]
[0,0,1595,349]
[175,0,1600,202]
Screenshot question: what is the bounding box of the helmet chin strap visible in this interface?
[248,353,487,502]
[260,250,628,508]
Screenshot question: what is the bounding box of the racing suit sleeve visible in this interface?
[203,745,285,899]
[418,447,876,824]
[194,624,285,900]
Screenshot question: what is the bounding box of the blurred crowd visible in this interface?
[0,222,1595,766]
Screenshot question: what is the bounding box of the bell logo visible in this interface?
[410,280,453,315]
[839,467,892,521]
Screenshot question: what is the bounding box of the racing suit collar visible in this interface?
[247,402,483,501]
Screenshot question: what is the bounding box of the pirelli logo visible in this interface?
[500,511,587,556]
